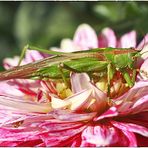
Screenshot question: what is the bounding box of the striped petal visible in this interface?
[119,31,136,48]
[98,27,117,48]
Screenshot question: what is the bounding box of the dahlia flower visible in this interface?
[0,24,148,146]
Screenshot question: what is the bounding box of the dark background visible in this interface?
[0,2,148,70]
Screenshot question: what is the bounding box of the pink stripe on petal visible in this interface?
[40,125,86,146]
[111,121,148,137]
[25,50,44,63]
[81,124,130,146]
[119,31,137,48]
[121,130,137,146]
[0,81,24,97]
[73,24,98,50]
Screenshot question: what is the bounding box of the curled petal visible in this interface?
[51,89,92,111]
[73,24,98,50]
[98,27,117,48]
[70,73,107,113]
[65,89,92,111]
[119,31,136,48]
[115,81,148,115]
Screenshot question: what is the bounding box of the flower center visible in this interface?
[56,82,73,99]
[95,71,132,99]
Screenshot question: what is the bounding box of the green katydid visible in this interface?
[0,44,141,97]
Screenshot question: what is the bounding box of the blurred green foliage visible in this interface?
[0,2,148,70]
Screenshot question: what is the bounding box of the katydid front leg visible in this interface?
[18,45,28,66]
[58,63,70,88]
[107,63,114,97]
[122,69,134,88]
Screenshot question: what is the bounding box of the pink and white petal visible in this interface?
[24,50,44,63]
[73,24,98,50]
[71,73,91,93]
[0,81,24,97]
[51,89,92,112]
[118,31,137,48]
[39,123,86,146]
[81,124,133,146]
[139,58,148,80]
[0,95,52,113]
[94,107,118,121]
[87,83,108,113]
[0,112,86,146]
[130,95,148,114]
[111,121,148,137]
[51,39,80,53]
[0,138,43,147]
[124,112,148,128]
[115,80,148,104]
[70,73,107,112]
[137,33,148,51]
[0,80,40,101]
[98,27,117,48]
[120,130,137,146]
[71,134,82,147]
[3,56,23,70]
[60,39,80,52]
[51,109,96,122]
[115,81,148,115]
[65,89,92,111]
[3,50,44,70]
[140,44,148,60]
[51,96,70,109]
